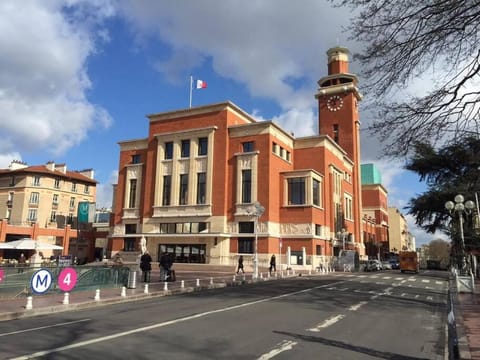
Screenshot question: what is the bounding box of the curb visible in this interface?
[450,275,472,359]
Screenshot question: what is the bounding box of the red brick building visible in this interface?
[110,47,367,268]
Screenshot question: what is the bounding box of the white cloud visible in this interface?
[0,0,114,158]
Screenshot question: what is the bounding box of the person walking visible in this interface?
[236,255,244,274]
[269,254,276,274]
[140,251,152,283]
[159,252,170,281]
[18,253,26,273]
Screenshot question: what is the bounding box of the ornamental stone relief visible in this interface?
[280,223,312,235]
[113,225,125,235]
[127,167,138,179]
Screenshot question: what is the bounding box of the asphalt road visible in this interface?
[0,271,449,360]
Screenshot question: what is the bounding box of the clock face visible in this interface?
[326,95,343,111]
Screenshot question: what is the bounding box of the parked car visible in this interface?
[365,259,382,271]
[382,261,392,270]
[390,260,400,269]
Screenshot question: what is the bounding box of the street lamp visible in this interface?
[445,194,475,273]
[337,228,348,251]
[251,201,265,280]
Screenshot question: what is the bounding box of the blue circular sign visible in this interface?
[30,269,53,294]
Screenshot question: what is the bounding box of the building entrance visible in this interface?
[158,244,206,263]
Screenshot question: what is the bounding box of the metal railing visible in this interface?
[0,265,130,299]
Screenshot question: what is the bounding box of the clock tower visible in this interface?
[315,47,364,254]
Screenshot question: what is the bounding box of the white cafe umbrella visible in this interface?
[0,238,63,250]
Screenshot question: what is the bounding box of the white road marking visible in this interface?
[382,277,391,280]
[395,278,403,281]
[421,279,430,283]
[10,281,346,359]
[427,296,433,301]
[401,293,407,297]
[257,340,297,359]
[308,314,345,332]
[408,278,416,282]
[0,319,91,337]
[349,301,368,311]
[415,295,420,299]
[435,281,443,285]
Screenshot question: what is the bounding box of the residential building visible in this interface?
[361,164,389,259]
[0,160,97,261]
[110,47,366,268]
[388,207,414,252]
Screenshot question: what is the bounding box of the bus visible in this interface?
[399,251,419,273]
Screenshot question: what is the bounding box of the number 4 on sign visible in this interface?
[58,267,78,292]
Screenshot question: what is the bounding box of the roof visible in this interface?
[0,165,97,184]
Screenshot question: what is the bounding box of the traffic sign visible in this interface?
[31,269,53,294]
[58,267,78,292]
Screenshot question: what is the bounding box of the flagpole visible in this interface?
[189,75,193,108]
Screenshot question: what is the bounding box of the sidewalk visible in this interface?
[454,277,480,359]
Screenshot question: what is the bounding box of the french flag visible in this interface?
[196,79,207,89]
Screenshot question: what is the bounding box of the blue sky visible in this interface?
[0,1,438,246]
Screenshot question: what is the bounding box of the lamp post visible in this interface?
[252,201,265,280]
[445,194,474,273]
[337,228,348,251]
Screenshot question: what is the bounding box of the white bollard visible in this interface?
[121,286,126,297]
[144,284,149,294]
[233,275,236,282]
[210,277,214,285]
[181,280,185,289]
[242,274,246,281]
[260,273,263,279]
[196,278,200,287]
[308,269,312,275]
[94,289,100,301]
[164,282,168,291]
[26,296,33,310]
[63,292,69,305]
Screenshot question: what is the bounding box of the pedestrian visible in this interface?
[159,252,170,281]
[236,255,244,274]
[140,251,152,283]
[269,254,276,274]
[18,253,26,273]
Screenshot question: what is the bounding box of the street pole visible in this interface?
[252,201,264,280]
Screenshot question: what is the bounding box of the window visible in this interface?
[242,141,254,152]
[54,178,60,189]
[32,176,41,186]
[313,179,321,206]
[344,195,353,220]
[179,174,188,205]
[286,151,291,161]
[316,245,323,255]
[181,139,190,158]
[238,239,254,253]
[333,124,339,143]
[315,224,322,236]
[162,175,171,206]
[198,137,208,156]
[50,211,57,222]
[28,209,37,221]
[8,192,14,202]
[71,183,77,192]
[125,224,137,234]
[6,208,11,221]
[131,154,141,164]
[9,176,15,186]
[239,222,254,233]
[52,194,59,205]
[197,172,206,204]
[288,178,305,205]
[69,197,76,208]
[165,142,173,160]
[128,179,137,208]
[29,192,39,204]
[241,169,252,203]
[84,185,89,194]
[272,142,278,154]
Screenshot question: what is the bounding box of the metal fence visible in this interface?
[0,265,130,299]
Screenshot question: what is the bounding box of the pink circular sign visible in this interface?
[58,267,78,292]
[0,269,4,283]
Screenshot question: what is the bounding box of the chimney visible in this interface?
[46,161,55,171]
[78,169,94,179]
[8,160,28,170]
[55,163,67,174]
